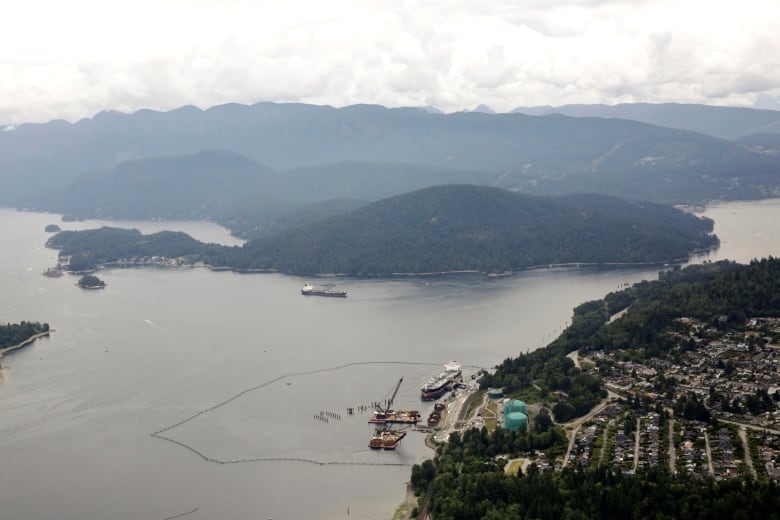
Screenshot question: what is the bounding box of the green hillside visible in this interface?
[236,186,717,275]
[48,186,718,276]
[58,150,277,219]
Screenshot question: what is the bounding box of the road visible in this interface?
[562,391,618,467]
[566,350,580,369]
[668,416,676,474]
[433,380,481,443]
[738,426,757,479]
[633,417,641,471]
[598,420,611,466]
[704,431,715,476]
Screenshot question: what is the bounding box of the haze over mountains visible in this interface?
[511,103,780,141]
[2,101,780,226]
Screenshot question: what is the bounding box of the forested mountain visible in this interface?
[48,185,718,276]
[58,150,277,219]
[215,197,369,240]
[512,102,780,140]
[277,161,496,203]
[3,102,780,210]
[236,186,717,275]
[56,152,498,232]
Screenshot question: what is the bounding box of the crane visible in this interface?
[368,376,421,425]
[371,377,403,421]
[382,377,403,415]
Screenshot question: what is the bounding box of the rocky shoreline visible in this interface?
[0,331,51,360]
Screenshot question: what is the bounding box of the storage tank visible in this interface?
[487,388,503,399]
[503,399,527,415]
[505,411,528,432]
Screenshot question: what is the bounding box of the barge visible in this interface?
[368,428,407,450]
[368,409,421,424]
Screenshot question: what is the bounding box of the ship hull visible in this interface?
[420,361,462,400]
[420,384,449,401]
[301,289,347,297]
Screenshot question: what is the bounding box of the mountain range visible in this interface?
[511,102,780,140]
[2,101,780,221]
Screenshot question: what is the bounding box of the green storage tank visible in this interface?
[505,411,528,432]
[503,399,527,415]
[487,388,503,399]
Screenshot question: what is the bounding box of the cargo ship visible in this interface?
[420,361,462,400]
[301,283,347,298]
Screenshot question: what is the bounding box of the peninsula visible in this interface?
[0,322,51,360]
[44,186,718,277]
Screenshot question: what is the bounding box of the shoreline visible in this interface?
[0,331,51,360]
[86,256,705,279]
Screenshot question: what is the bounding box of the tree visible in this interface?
[535,409,553,432]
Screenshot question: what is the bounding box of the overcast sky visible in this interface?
[2,0,779,124]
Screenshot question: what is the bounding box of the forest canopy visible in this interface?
[46,186,718,276]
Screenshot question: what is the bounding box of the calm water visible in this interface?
[0,200,778,520]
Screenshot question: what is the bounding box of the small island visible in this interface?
[44,224,61,233]
[77,274,106,289]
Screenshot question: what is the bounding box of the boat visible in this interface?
[301,283,347,298]
[368,428,407,450]
[420,361,462,400]
[420,373,450,401]
[369,430,385,449]
[382,429,406,450]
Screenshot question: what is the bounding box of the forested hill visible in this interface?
[59,150,277,220]
[46,186,718,276]
[547,257,780,358]
[237,186,717,275]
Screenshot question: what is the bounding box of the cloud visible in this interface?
[1,0,780,124]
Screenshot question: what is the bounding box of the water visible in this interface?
[0,200,778,520]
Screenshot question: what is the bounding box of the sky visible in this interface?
[2,0,780,125]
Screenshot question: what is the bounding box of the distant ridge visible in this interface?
[470,104,497,114]
[59,150,277,220]
[3,101,780,210]
[511,102,780,140]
